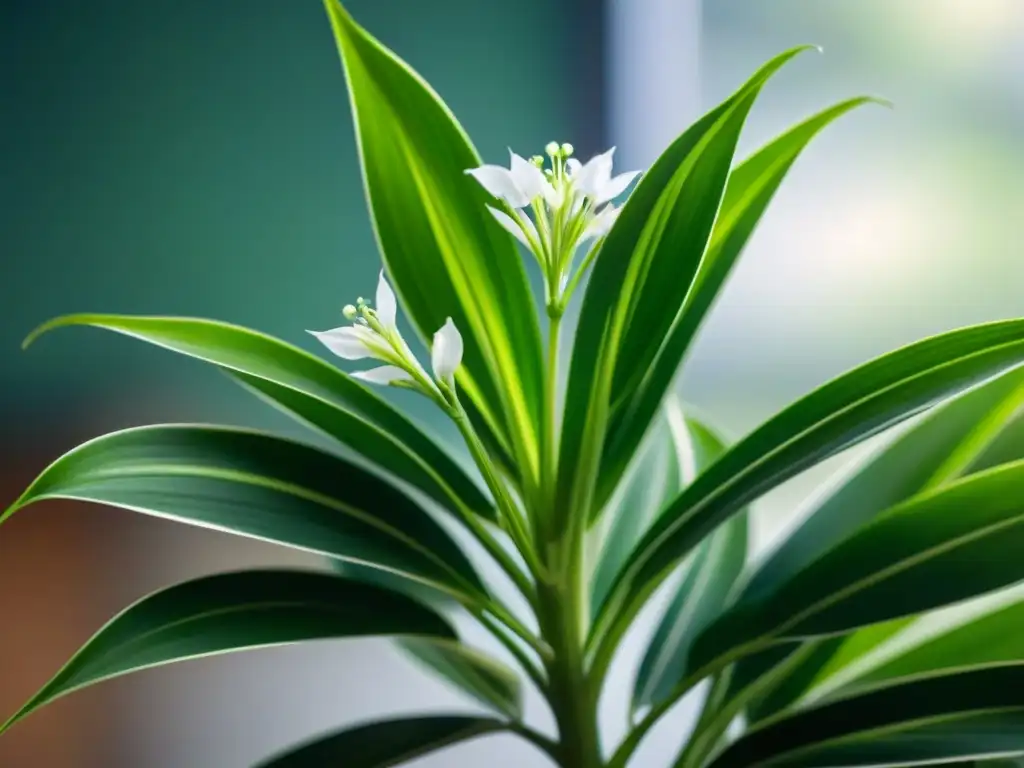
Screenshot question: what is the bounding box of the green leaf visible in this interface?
[557,46,817,527]
[808,584,1024,699]
[2,425,483,600]
[0,569,455,735]
[596,97,883,510]
[593,320,1024,663]
[330,560,523,719]
[323,0,543,482]
[399,639,523,720]
[734,367,1024,721]
[24,314,494,521]
[692,459,1024,673]
[744,365,1024,603]
[331,561,524,720]
[256,715,504,768]
[633,411,748,713]
[590,400,685,617]
[708,665,1024,768]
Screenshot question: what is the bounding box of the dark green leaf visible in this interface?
[708,665,1024,768]
[633,414,747,713]
[24,315,494,520]
[735,367,1024,721]
[594,320,1024,662]
[817,585,1024,696]
[2,425,483,599]
[597,97,883,510]
[0,570,454,735]
[744,365,1024,603]
[557,47,816,527]
[692,459,1024,672]
[255,715,503,768]
[324,0,543,482]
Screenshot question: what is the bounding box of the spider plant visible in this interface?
[5,2,1024,766]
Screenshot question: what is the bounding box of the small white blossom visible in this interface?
[465,150,553,209]
[432,317,464,383]
[568,147,640,206]
[351,366,413,385]
[581,203,621,243]
[466,141,640,309]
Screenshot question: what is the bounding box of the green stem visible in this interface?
[538,554,603,768]
[451,400,544,580]
[459,508,538,607]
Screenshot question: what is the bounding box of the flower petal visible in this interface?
[465,164,531,208]
[432,317,464,381]
[308,326,378,360]
[573,147,616,200]
[581,204,621,243]
[351,365,413,385]
[488,205,532,249]
[375,270,398,330]
[595,170,641,205]
[509,151,552,204]
[565,157,582,176]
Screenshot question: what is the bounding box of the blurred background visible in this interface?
[2,0,1022,765]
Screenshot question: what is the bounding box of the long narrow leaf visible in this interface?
[1,425,484,600]
[324,0,544,481]
[735,367,1024,720]
[708,665,1024,768]
[633,410,748,713]
[0,570,455,735]
[593,320,1024,661]
[399,639,523,720]
[691,459,1024,672]
[597,97,882,510]
[256,715,504,768]
[557,47,816,527]
[24,315,494,520]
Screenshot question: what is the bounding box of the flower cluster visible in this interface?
[310,271,463,402]
[467,142,639,312]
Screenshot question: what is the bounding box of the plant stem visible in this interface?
[538,550,603,768]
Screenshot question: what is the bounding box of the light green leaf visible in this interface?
[807,584,1024,701]
[557,46,817,528]
[2,425,484,600]
[24,314,494,521]
[330,560,523,719]
[708,665,1024,768]
[691,459,1024,673]
[0,570,455,736]
[633,410,748,713]
[592,320,1024,666]
[324,0,543,483]
[399,639,523,720]
[596,97,883,510]
[590,401,685,617]
[256,716,504,768]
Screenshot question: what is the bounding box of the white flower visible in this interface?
[466,150,554,208]
[432,317,464,382]
[351,366,413,385]
[569,147,640,206]
[308,323,387,361]
[487,205,539,250]
[580,204,621,243]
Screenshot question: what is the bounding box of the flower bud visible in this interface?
[342,304,358,320]
[530,155,545,168]
[561,142,574,157]
[545,141,560,157]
